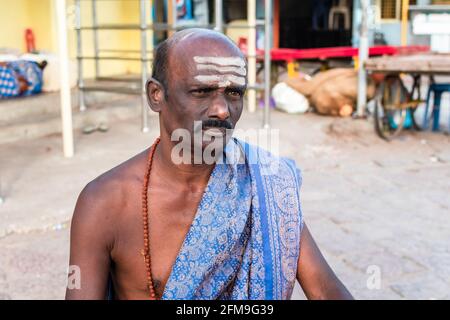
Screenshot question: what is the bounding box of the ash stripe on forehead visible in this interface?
[193,56,246,67]
[194,75,246,87]
[193,56,247,87]
[194,56,247,87]
[196,64,247,76]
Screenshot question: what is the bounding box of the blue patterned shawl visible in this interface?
[160,138,304,300]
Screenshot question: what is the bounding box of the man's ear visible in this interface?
[146,77,166,113]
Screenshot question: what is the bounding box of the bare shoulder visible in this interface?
[71,149,149,242]
[79,148,148,204]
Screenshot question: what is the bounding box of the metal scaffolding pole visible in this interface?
[167,0,177,37]
[92,0,100,79]
[0,178,4,204]
[401,0,409,46]
[75,0,86,111]
[247,0,257,113]
[263,0,272,129]
[140,0,149,132]
[215,0,223,32]
[172,0,178,33]
[356,0,369,117]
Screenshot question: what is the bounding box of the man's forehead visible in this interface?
[167,31,247,86]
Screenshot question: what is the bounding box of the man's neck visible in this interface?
[153,135,215,187]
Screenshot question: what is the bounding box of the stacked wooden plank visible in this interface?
[365,53,450,74]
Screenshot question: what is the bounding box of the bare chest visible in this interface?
[111,187,204,299]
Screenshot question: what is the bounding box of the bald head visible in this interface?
[151,28,246,96]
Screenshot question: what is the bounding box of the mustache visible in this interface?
[202,119,233,130]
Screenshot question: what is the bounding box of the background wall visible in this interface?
[0,0,154,78]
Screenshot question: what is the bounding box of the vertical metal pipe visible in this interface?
[247,0,257,113]
[165,0,177,37]
[214,0,223,32]
[401,0,409,46]
[172,0,177,31]
[140,0,149,132]
[75,0,86,111]
[92,0,100,79]
[263,0,272,129]
[0,179,4,204]
[356,0,369,117]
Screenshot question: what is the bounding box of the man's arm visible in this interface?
[296,223,354,300]
[65,182,115,300]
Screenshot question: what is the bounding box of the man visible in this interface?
[66,29,352,300]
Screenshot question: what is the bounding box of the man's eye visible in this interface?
[192,88,212,96]
[227,89,243,97]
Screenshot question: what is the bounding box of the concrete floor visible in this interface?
[0,107,449,300]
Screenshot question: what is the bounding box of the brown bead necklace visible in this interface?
[141,137,161,299]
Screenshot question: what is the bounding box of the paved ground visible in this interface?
[0,106,449,300]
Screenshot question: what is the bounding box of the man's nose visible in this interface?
[207,94,230,120]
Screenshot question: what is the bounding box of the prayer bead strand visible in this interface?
[142,137,160,299]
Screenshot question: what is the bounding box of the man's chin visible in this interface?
[203,127,226,137]
[202,128,233,144]
[200,136,227,150]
